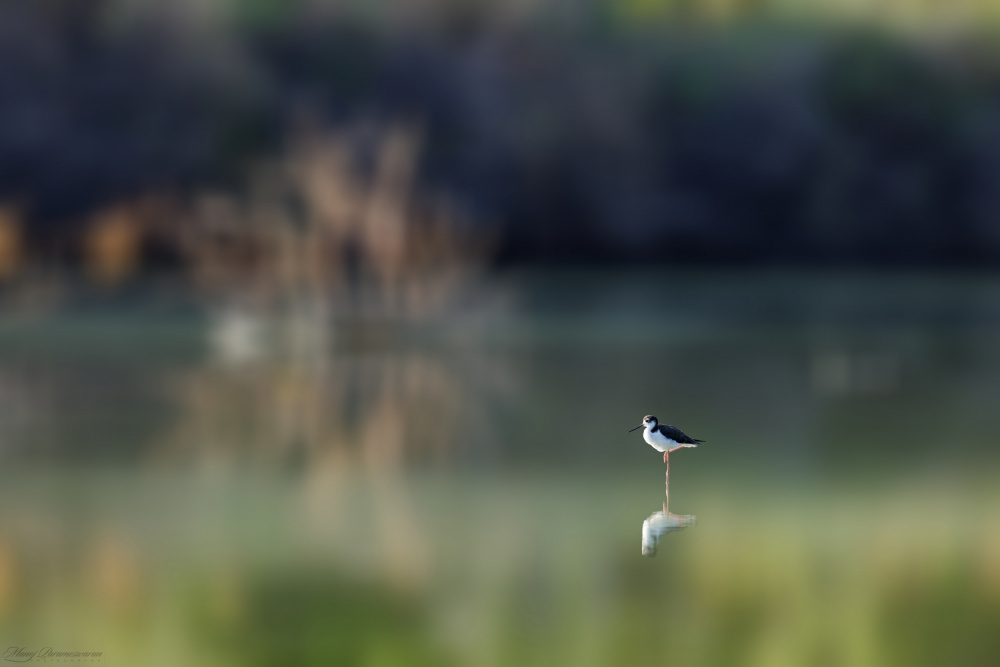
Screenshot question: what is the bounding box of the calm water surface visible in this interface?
[0,270,998,666]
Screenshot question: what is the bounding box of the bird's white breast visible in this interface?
[643,428,677,452]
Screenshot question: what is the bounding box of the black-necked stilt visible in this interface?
[628,415,703,463]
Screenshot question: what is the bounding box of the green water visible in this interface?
[0,270,998,666]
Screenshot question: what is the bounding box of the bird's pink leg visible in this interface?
[665,451,670,501]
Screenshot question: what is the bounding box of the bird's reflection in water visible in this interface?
[641,503,696,557]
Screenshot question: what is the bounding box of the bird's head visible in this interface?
[628,415,657,433]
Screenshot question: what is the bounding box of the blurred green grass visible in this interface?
[0,471,998,666]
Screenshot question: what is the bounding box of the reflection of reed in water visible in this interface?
[152,325,515,588]
[641,503,696,557]
[152,345,509,471]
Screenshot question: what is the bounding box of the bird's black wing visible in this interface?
[657,424,704,444]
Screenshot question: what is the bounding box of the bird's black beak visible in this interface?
[628,424,643,433]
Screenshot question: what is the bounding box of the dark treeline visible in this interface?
[3,0,1000,265]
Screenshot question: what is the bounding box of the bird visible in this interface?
[628,415,703,463]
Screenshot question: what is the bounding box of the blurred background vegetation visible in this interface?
[1,1,1000,666]
[6,0,1000,284]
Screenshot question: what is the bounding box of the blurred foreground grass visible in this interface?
[0,471,997,667]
